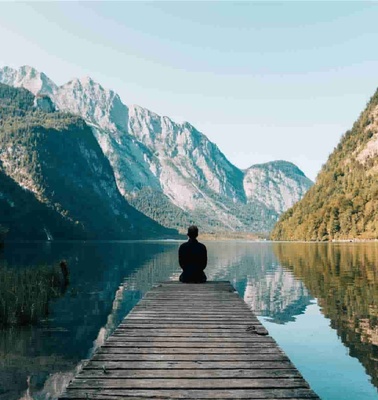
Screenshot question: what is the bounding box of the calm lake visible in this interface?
[0,241,378,400]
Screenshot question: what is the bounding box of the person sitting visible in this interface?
[178,225,207,283]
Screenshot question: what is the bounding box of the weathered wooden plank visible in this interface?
[141,298,241,302]
[98,347,283,355]
[69,377,309,389]
[123,318,261,324]
[78,369,301,379]
[139,300,242,303]
[143,292,241,301]
[133,307,252,311]
[143,289,237,292]
[118,324,266,331]
[147,287,236,290]
[127,311,254,316]
[158,280,232,283]
[113,331,269,337]
[125,311,257,320]
[149,290,237,293]
[132,310,252,314]
[146,287,236,290]
[108,330,276,345]
[144,290,238,293]
[153,281,235,290]
[112,330,268,337]
[130,308,250,312]
[125,317,259,322]
[92,354,289,361]
[133,309,251,313]
[61,388,319,399]
[137,303,248,308]
[132,307,249,311]
[105,339,275,346]
[151,294,239,297]
[120,318,262,328]
[160,280,231,281]
[62,397,318,400]
[130,311,254,317]
[137,304,244,307]
[147,293,239,296]
[142,292,238,295]
[85,360,297,370]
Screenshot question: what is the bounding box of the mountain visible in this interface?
[272,88,378,240]
[0,66,313,233]
[0,83,174,240]
[243,160,312,215]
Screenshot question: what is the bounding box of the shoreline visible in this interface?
[1,237,378,244]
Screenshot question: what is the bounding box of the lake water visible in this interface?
[0,241,378,400]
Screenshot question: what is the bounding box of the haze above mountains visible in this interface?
[0,66,313,239]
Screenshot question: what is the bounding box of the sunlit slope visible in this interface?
[272,88,378,240]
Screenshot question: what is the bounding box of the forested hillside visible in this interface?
[0,83,175,240]
[272,88,378,240]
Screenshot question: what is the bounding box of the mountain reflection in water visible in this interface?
[274,242,378,390]
[0,241,377,400]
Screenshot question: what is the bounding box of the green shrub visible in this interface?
[0,265,64,326]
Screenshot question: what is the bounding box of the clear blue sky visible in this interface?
[1,1,378,181]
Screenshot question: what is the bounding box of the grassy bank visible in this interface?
[0,265,64,327]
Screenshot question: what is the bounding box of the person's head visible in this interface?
[187,225,199,239]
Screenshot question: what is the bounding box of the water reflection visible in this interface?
[0,241,177,400]
[204,241,312,323]
[274,242,378,390]
[1,241,377,399]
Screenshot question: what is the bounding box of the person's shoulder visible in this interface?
[198,242,207,250]
[179,241,189,249]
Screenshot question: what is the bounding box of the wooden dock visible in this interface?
[60,281,320,399]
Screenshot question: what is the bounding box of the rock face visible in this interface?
[0,65,57,95]
[0,83,174,240]
[243,161,312,215]
[33,94,55,112]
[0,66,313,233]
[272,88,378,240]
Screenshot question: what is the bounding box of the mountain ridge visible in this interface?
[0,82,175,240]
[0,65,313,233]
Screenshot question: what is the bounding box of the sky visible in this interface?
[1,1,378,181]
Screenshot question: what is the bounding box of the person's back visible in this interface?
[178,225,207,283]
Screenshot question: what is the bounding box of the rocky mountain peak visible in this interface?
[0,65,57,95]
[65,76,107,94]
[246,160,307,178]
[243,160,313,215]
[0,65,313,234]
[55,76,128,132]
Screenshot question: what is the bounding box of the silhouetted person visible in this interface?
[179,225,207,283]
